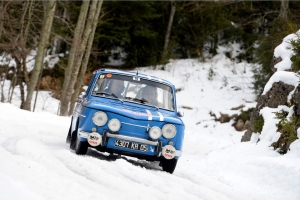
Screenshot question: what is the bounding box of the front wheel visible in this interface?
[161,159,178,174]
[75,137,88,155]
[69,129,77,150]
[66,124,72,144]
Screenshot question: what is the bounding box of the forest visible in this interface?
[0,0,299,116]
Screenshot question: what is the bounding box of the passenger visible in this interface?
[106,79,125,98]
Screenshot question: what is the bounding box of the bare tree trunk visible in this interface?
[0,1,4,39]
[0,71,6,102]
[19,74,25,109]
[33,65,44,112]
[8,55,22,105]
[24,0,34,43]
[279,0,289,20]
[19,1,31,92]
[22,57,29,85]
[23,0,56,111]
[59,0,90,116]
[8,70,16,103]
[68,0,103,115]
[60,0,103,116]
[161,0,176,63]
[14,58,25,109]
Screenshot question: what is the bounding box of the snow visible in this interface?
[258,106,288,143]
[1,40,300,199]
[274,31,300,71]
[1,48,62,73]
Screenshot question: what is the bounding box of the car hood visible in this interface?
[84,99,183,124]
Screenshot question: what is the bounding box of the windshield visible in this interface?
[92,73,175,111]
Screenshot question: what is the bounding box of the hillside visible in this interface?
[1,42,300,199]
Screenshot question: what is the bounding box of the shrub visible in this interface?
[290,35,300,72]
[272,110,300,154]
[253,115,264,133]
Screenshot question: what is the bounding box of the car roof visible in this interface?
[94,68,174,87]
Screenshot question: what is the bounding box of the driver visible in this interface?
[142,86,159,106]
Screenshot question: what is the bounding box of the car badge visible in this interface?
[146,123,150,132]
[150,146,154,152]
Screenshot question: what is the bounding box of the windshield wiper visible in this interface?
[146,103,159,110]
[132,97,148,104]
[96,92,110,96]
[129,97,158,109]
[96,92,123,103]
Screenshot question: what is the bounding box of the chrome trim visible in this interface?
[146,123,150,132]
[79,130,182,157]
[162,124,176,139]
[121,122,147,128]
[78,131,89,138]
[108,118,121,132]
[106,132,158,146]
[74,111,86,118]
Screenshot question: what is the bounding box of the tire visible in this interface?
[161,159,178,174]
[66,124,72,144]
[75,137,88,155]
[70,120,78,150]
[69,129,77,150]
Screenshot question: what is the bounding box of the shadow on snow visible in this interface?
[86,148,162,172]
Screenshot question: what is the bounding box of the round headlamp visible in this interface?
[92,111,108,126]
[149,126,162,140]
[108,118,121,132]
[162,124,176,139]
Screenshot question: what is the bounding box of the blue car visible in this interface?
[66,69,185,173]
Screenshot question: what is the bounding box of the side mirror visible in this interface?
[78,92,86,101]
[177,111,184,117]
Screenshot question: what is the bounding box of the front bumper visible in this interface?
[78,130,182,157]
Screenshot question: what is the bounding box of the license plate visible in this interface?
[114,139,148,152]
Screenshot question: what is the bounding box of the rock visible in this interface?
[243,120,250,131]
[241,81,295,142]
[231,105,244,110]
[258,81,294,109]
[270,56,282,72]
[293,85,300,116]
[219,113,230,123]
[182,106,193,110]
[235,119,244,131]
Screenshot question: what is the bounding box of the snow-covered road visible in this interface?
[1,102,299,200]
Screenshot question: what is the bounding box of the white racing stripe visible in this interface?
[146,109,152,120]
[157,111,164,121]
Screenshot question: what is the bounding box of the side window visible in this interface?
[157,88,163,104]
[93,78,105,93]
[86,73,97,95]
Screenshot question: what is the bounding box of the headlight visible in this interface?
[149,126,162,140]
[162,124,176,139]
[92,111,108,126]
[108,118,121,132]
